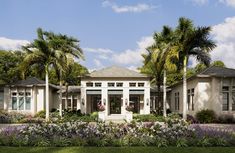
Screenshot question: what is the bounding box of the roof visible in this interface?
[87,66,149,78]
[10,77,59,89]
[57,86,81,93]
[198,66,235,77]
[169,66,235,88]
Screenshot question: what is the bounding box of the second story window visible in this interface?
[108,83,115,87]
[95,83,101,87]
[129,83,136,87]
[86,82,93,87]
[116,83,123,87]
[138,83,144,87]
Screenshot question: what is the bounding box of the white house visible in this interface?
[1,65,235,120]
[169,66,235,117]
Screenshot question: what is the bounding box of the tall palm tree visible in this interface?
[140,26,176,116]
[43,32,84,116]
[22,28,67,120]
[175,17,216,119]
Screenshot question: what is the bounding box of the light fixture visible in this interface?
[125,98,128,105]
[103,98,106,105]
[82,98,85,105]
[146,98,149,106]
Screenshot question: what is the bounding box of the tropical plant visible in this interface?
[21,28,69,120]
[140,26,177,116]
[174,17,216,119]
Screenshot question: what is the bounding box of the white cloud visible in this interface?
[83,47,113,54]
[94,59,104,68]
[219,0,235,7]
[211,16,235,68]
[190,0,209,5]
[112,36,154,65]
[0,37,29,50]
[102,1,156,13]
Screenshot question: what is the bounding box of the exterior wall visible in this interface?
[81,77,151,115]
[170,77,235,117]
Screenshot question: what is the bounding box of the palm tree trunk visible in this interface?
[157,82,161,115]
[182,57,187,119]
[163,70,167,117]
[59,76,63,117]
[45,66,50,121]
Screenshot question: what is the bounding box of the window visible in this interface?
[129,83,136,87]
[0,92,3,106]
[12,92,17,110]
[232,86,235,111]
[175,92,179,110]
[11,90,31,111]
[191,89,194,111]
[138,83,144,87]
[95,83,101,87]
[108,83,115,87]
[222,86,229,111]
[86,82,93,87]
[116,83,123,87]
[25,92,31,110]
[187,89,190,110]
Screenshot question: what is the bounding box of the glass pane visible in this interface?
[222,92,229,111]
[12,92,17,96]
[25,92,31,96]
[62,99,65,110]
[129,83,136,87]
[222,86,229,91]
[0,93,3,104]
[19,97,24,110]
[26,97,31,110]
[73,99,77,110]
[12,97,17,110]
[67,99,72,110]
[138,83,144,87]
[95,83,101,87]
[19,92,24,96]
[116,83,123,87]
[232,92,235,111]
[108,83,115,87]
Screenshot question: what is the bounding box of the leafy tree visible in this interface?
[0,50,24,85]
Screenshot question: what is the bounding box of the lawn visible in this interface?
[1,147,235,153]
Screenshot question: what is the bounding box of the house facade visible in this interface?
[80,66,151,120]
[169,66,235,117]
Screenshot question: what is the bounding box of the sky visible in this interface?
[0,0,235,71]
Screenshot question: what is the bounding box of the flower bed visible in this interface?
[0,118,234,147]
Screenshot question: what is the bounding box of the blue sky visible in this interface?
[0,0,235,71]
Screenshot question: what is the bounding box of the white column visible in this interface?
[102,88,108,116]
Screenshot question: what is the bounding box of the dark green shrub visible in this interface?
[217,114,235,123]
[133,114,165,122]
[196,109,216,123]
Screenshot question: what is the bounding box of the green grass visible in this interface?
[0,147,235,153]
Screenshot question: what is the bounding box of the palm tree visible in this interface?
[140,26,176,116]
[42,32,84,116]
[175,17,216,119]
[22,28,67,120]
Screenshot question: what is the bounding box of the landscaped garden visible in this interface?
[0,109,234,148]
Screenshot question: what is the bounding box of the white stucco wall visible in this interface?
[81,77,151,116]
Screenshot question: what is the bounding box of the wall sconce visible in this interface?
[103,98,106,105]
[82,98,85,106]
[146,98,149,106]
[125,98,128,105]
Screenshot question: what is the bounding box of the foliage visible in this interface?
[217,114,235,124]
[195,109,216,123]
[0,110,27,123]
[34,110,46,118]
[133,114,165,122]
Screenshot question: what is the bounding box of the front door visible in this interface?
[109,95,121,114]
[129,95,140,113]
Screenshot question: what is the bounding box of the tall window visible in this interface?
[11,89,31,111]
[232,86,235,111]
[175,92,179,110]
[11,92,17,110]
[187,89,190,110]
[191,89,195,111]
[222,86,229,111]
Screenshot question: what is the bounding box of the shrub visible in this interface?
[133,114,165,122]
[34,110,46,118]
[196,109,216,123]
[217,114,235,124]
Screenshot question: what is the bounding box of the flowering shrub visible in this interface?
[0,111,28,123]
[97,104,105,111]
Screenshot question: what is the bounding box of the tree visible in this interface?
[21,28,68,120]
[0,50,24,85]
[43,32,84,116]
[175,17,216,119]
[140,26,176,116]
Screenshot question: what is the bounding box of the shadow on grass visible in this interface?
[1,147,235,153]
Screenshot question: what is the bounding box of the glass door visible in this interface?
[109,95,121,114]
[129,95,140,113]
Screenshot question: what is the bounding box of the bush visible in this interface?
[133,114,165,122]
[196,109,216,123]
[34,110,46,118]
[217,114,235,124]
[0,111,27,123]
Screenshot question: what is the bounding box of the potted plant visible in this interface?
[125,105,133,122]
[97,104,105,121]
